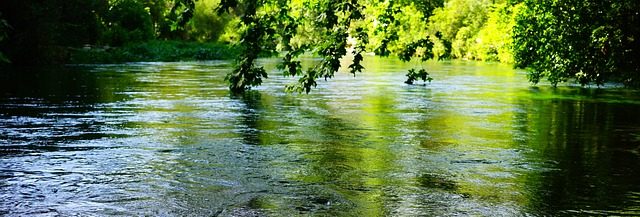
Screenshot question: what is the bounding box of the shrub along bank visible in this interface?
[69,40,239,64]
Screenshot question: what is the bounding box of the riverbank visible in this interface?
[69,40,240,64]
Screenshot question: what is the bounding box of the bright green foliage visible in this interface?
[366,1,400,57]
[217,0,442,93]
[187,0,234,41]
[4,0,637,91]
[428,0,490,59]
[401,0,444,19]
[286,0,367,93]
[361,0,442,60]
[513,0,640,87]
[472,3,522,63]
[162,0,197,38]
[217,0,271,93]
[427,0,519,62]
[217,0,370,93]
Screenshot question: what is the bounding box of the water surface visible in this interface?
[1,58,640,216]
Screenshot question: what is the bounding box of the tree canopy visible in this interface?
[513,0,640,87]
[0,0,638,91]
[216,0,639,93]
[215,0,444,93]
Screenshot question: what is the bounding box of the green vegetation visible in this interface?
[427,0,522,62]
[216,0,447,93]
[0,0,236,65]
[215,0,528,92]
[101,0,155,46]
[513,0,640,87]
[0,0,638,91]
[69,40,238,63]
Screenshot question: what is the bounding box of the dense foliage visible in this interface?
[1,0,638,90]
[513,0,640,87]
[426,0,522,62]
[0,0,108,64]
[217,0,639,92]
[210,0,538,93]
[0,0,234,65]
[216,0,446,93]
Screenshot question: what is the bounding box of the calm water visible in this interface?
[1,58,640,216]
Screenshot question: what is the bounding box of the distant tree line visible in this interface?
[0,0,234,65]
[0,0,638,90]
[214,0,638,92]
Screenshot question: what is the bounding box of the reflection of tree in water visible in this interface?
[514,94,640,215]
[0,66,135,105]
[288,104,371,214]
[417,173,458,191]
[0,66,138,148]
[235,91,264,146]
[280,92,422,215]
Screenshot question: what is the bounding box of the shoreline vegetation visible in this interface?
[68,40,239,64]
[0,0,638,90]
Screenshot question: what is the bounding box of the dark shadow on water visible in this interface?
[233,90,265,146]
[0,66,139,152]
[416,173,458,191]
[0,66,134,106]
[0,144,124,155]
[514,91,640,215]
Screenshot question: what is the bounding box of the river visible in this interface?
[1,57,640,216]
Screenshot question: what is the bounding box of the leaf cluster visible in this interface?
[513,0,640,87]
[216,0,451,93]
[405,68,433,85]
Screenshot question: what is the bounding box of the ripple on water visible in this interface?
[1,60,640,216]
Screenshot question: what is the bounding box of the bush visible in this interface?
[427,0,520,63]
[101,0,154,46]
[186,0,234,42]
[471,3,523,63]
[513,0,640,87]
